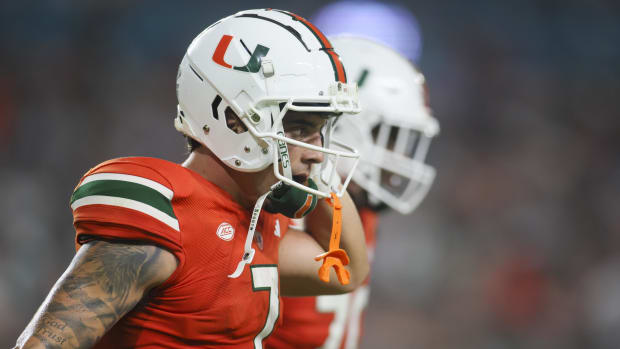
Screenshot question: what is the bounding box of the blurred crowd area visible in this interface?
[1,1,619,348]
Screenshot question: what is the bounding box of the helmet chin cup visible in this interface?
[266,179,319,218]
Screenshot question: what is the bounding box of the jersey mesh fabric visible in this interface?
[265,208,377,349]
[72,157,289,348]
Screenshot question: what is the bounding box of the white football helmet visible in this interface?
[175,9,361,198]
[329,36,439,214]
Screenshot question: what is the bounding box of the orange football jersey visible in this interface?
[71,157,288,348]
[265,209,377,349]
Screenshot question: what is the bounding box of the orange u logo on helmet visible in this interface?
[212,35,270,73]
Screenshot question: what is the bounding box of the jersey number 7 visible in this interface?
[251,265,279,349]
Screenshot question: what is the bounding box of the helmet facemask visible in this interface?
[244,85,361,199]
[365,120,436,213]
[332,113,436,214]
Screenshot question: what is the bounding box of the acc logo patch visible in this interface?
[216,222,235,241]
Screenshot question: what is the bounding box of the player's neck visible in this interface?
[182,148,273,209]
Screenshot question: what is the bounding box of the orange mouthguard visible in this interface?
[314,192,350,285]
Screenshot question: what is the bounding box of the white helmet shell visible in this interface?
[175,9,361,197]
[330,36,440,213]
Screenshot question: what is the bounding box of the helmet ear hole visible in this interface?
[225,107,249,134]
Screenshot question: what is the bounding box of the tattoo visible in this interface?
[35,325,67,347]
[28,241,170,348]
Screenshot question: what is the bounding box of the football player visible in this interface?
[13,10,369,349]
[265,37,439,349]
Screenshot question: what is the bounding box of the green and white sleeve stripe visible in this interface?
[70,172,179,231]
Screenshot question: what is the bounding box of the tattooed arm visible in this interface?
[13,240,177,349]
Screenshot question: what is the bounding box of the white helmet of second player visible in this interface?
[175,9,361,198]
[329,36,440,214]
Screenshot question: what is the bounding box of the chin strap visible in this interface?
[314,192,351,285]
[228,190,271,279]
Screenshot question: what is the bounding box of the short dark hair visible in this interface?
[185,136,203,153]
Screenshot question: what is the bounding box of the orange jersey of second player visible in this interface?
[265,209,377,349]
[70,157,289,348]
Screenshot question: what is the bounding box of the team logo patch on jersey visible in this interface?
[216,222,235,241]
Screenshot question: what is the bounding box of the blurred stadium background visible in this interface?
[1,1,619,348]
